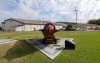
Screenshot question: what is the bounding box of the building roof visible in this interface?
[1,22,5,24]
[5,18,51,25]
[85,24,99,26]
[4,18,66,27]
[56,21,76,24]
[57,21,100,26]
[54,22,67,27]
[71,23,100,29]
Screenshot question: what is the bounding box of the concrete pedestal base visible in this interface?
[26,38,74,60]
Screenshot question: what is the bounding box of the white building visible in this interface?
[1,18,63,32]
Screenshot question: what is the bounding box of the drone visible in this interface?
[40,23,59,44]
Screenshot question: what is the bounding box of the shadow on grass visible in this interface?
[2,40,38,62]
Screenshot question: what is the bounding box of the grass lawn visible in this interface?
[0,31,100,63]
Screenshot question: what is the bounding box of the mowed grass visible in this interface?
[0,31,100,63]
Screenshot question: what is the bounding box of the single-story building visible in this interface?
[1,18,64,32]
[56,21,100,30]
[85,24,100,30]
[68,23,100,30]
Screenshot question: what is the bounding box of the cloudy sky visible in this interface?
[0,0,100,23]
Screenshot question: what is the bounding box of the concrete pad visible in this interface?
[26,38,74,60]
[0,38,17,44]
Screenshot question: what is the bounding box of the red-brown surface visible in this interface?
[44,23,55,34]
[42,23,56,44]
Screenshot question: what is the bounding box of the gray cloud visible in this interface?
[0,0,100,23]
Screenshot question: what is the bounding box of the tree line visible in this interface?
[87,19,100,25]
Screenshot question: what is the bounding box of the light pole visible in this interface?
[43,17,44,27]
[75,10,78,30]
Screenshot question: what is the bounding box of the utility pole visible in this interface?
[49,15,52,23]
[75,10,78,30]
[43,17,44,26]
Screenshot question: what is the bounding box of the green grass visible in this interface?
[0,31,100,63]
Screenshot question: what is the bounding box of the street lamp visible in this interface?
[42,17,44,28]
[75,10,78,30]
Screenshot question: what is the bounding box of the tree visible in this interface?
[96,19,100,25]
[67,24,72,28]
[87,19,96,24]
[87,19,100,25]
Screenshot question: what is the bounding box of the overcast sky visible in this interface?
[0,0,100,23]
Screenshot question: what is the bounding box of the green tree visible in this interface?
[67,24,72,28]
[96,19,100,25]
[87,19,96,24]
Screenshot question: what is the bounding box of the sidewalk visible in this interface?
[0,38,17,44]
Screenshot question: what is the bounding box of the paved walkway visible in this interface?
[0,38,17,44]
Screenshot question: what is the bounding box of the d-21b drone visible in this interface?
[40,23,59,44]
